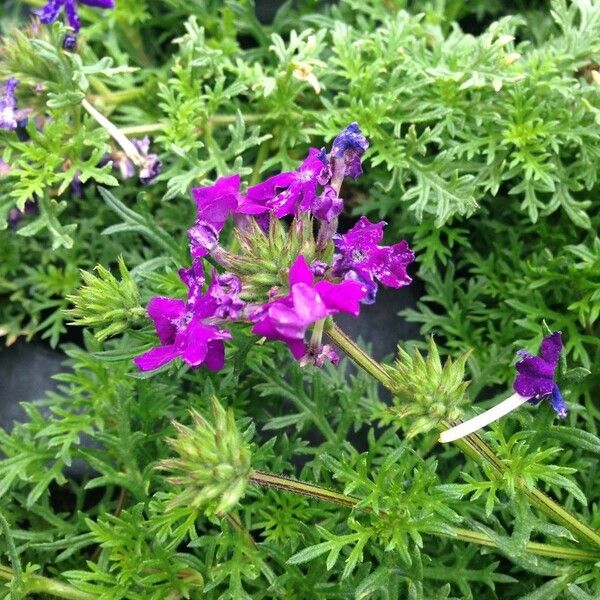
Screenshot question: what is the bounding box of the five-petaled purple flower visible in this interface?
[189,174,243,258]
[0,79,29,131]
[251,255,366,360]
[513,332,567,418]
[34,0,115,33]
[241,148,327,219]
[333,216,415,304]
[134,265,243,372]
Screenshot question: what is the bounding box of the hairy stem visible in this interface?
[0,510,22,593]
[326,322,600,549]
[248,470,600,562]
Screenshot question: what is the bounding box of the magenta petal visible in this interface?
[314,280,366,316]
[134,345,179,371]
[204,340,226,371]
[288,255,314,287]
[147,297,186,345]
[179,321,209,367]
[246,172,295,202]
[268,302,308,338]
[287,338,307,360]
[292,283,328,323]
[191,174,240,228]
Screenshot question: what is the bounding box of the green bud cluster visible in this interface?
[157,398,252,515]
[225,212,321,300]
[66,256,146,341]
[387,338,471,438]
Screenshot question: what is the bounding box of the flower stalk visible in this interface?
[248,470,600,562]
[326,322,600,549]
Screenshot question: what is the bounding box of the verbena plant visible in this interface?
[0,1,599,598]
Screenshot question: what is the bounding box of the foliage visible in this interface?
[0,1,599,599]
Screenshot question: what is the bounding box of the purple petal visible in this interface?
[288,255,314,287]
[373,242,414,288]
[79,0,115,7]
[64,0,81,31]
[34,0,64,24]
[291,283,328,323]
[204,340,226,371]
[180,321,210,367]
[311,185,343,222]
[134,345,180,371]
[189,221,219,258]
[314,280,366,316]
[246,172,295,204]
[550,385,567,418]
[287,338,308,360]
[191,174,240,229]
[515,373,554,398]
[540,332,563,366]
[147,297,186,345]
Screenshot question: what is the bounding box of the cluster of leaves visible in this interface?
[0,0,599,599]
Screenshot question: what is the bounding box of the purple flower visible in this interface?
[110,138,161,184]
[0,79,29,131]
[134,137,161,185]
[34,0,114,33]
[513,332,567,418]
[240,148,327,218]
[189,174,241,259]
[332,216,415,304]
[7,200,38,229]
[311,184,344,223]
[331,122,369,179]
[134,265,243,373]
[251,255,366,360]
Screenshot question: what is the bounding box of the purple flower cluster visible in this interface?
[34,0,114,33]
[135,124,415,373]
[513,332,567,418]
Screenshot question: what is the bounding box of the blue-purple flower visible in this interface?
[331,122,369,179]
[333,216,414,304]
[513,332,567,418]
[34,0,115,33]
[240,148,327,219]
[133,265,243,372]
[0,79,29,131]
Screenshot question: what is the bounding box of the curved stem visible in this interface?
[326,322,600,549]
[248,470,600,562]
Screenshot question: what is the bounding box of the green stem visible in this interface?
[117,113,275,138]
[248,471,600,562]
[0,565,95,600]
[88,88,147,107]
[326,322,600,549]
[250,141,270,185]
[0,510,22,594]
[325,322,393,386]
